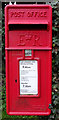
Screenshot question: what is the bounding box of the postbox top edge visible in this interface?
[5,4,52,10]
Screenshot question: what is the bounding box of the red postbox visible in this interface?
[5,5,52,115]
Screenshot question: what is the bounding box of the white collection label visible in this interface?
[19,60,38,95]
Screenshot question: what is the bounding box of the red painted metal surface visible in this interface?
[5,5,52,115]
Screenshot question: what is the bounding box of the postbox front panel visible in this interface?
[5,5,52,115]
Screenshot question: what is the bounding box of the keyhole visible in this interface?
[15,80,17,83]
